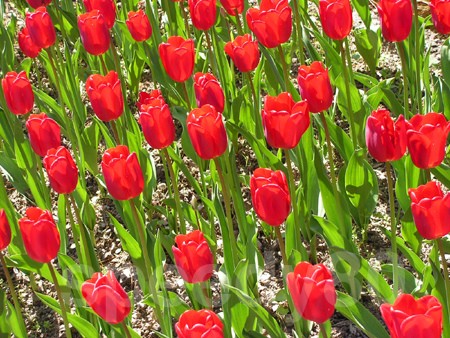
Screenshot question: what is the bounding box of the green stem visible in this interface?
[205,30,219,76]
[245,72,263,139]
[99,54,108,75]
[47,263,72,338]
[179,0,191,37]
[275,227,288,267]
[412,0,422,114]
[291,0,305,64]
[386,161,398,295]
[436,238,450,322]
[65,195,83,270]
[234,10,244,35]
[46,48,63,105]
[182,81,192,110]
[397,42,410,118]
[425,169,432,182]
[110,120,120,144]
[345,38,355,83]
[121,321,132,338]
[319,323,329,338]
[143,42,157,90]
[277,45,290,92]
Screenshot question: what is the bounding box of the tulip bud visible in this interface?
[78,10,111,56]
[26,113,61,157]
[194,72,225,113]
[175,309,224,337]
[0,210,12,251]
[25,6,56,49]
[126,10,152,42]
[18,27,42,58]
[2,71,35,116]
[220,0,244,16]
[43,146,79,194]
[188,0,217,31]
[377,0,413,42]
[224,34,260,73]
[430,0,450,34]
[319,0,352,40]
[159,36,195,83]
[25,0,52,9]
[83,0,116,29]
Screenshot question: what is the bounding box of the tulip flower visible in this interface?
[380,294,443,338]
[101,145,144,200]
[246,0,292,48]
[18,207,60,263]
[26,0,52,8]
[137,89,164,111]
[408,181,450,240]
[138,96,176,149]
[365,109,407,162]
[25,6,56,49]
[224,34,260,73]
[220,0,244,15]
[172,230,214,283]
[18,27,41,58]
[81,271,131,324]
[194,72,225,113]
[287,261,336,323]
[406,112,450,169]
[26,113,61,157]
[430,0,450,34]
[297,61,333,113]
[262,92,310,149]
[78,10,111,56]
[83,0,116,29]
[0,210,12,251]
[85,71,123,122]
[175,309,224,337]
[319,0,352,40]
[250,168,291,226]
[126,10,152,42]
[2,71,35,116]
[189,0,217,31]
[377,0,412,42]
[187,105,228,160]
[43,146,79,195]
[159,36,195,83]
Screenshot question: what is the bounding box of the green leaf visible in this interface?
[354,28,381,74]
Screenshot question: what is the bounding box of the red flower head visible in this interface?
[2,71,35,116]
[18,27,42,58]
[194,72,225,113]
[246,0,292,48]
[81,271,131,324]
[406,112,450,169]
[26,0,52,8]
[380,294,442,338]
[172,230,214,283]
[19,207,60,263]
[377,0,413,42]
[26,113,61,157]
[250,168,291,226]
[137,89,164,111]
[220,0,244,16]
[187,105,228,160]
[319,0,352,40]
[101,145,144,200]
[159,36,195,83]
[78,10,111,56]
[0,210,12,251]
[83,0,116,29]
[224,34,260,73]
[43,146,78,195]
[126,10,152,42]
[430,0,450,34]
[408,181,450,240]
[262,92,310,149]
[287,261,336,323]
[25,6,56,49]
[297,61,333,113]
[86,71,123,122]
[175,309,224,338]
[189,0,217,31]
[365,109,407,162]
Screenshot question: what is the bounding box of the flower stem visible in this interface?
[234,10,244,35]
[121,321,132,338]
[245,72,264,139]
[47,262,72,338]
[99,54,108,75]
[291,0,305,64]
[277,45,290,92]
[182,81,192,110]
[436,238,450,320]
[110,120,120,144]
[143,42,157,90]
[205,30,219,77]
[319,323,329,338]
[179,0,191,37]
[275,227,288,267]
[386,161,398,295]
[412,0,422,115]
[396,42,410,118]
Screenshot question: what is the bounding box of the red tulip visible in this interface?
[377,0,413,42]
[246,0,292,48]
[319,0,352,40]
[194,72,225,113]
[250,168,290,226]
[0,210,12,251]
[18,207,60,263]
[172,230,214,283]
[18,27,42,58]
[189,0,217,31]
[408,181,450,240]
[224,34,260,73]
[406,112,450,169]
[43,146,78,194]
[86,71,123,122]
[26,113,61,157]
[25,6,56,49]
[138,96,176,149]
[175,309,224,338]
[297,61,333,113]
[380,294,442,338]
[220,0,244,16]
[430,0,450,34]
[126,10,152,42]
[81,271,131,324]
[137,89,164,111]
[262,92,310,149]
[287,261,336,323]
[101,145,144,200]
[2,71,34,116]
[159,36,195,83]
[365,109,407,162]
[25,0,52,9]
[78,10,111,56]
[187,105,228,160]
[83,0,116,29]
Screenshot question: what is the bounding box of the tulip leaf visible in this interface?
[354,28,381,75]
[381,264,418,294]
